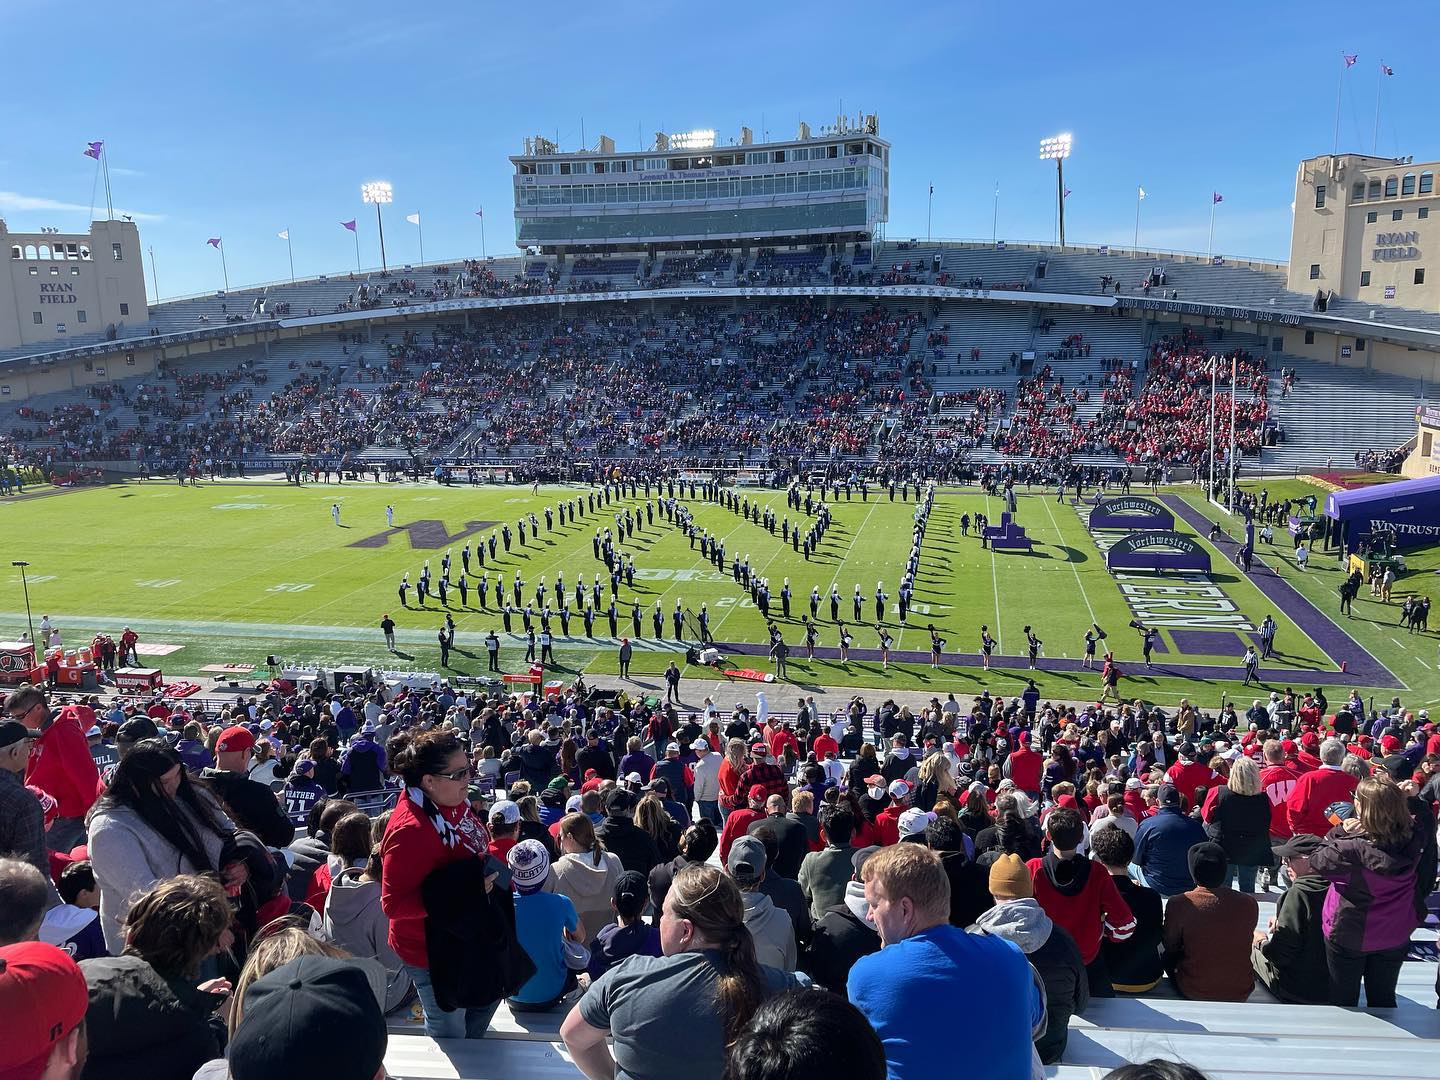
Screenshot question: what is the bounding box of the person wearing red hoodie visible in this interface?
[874,780,910,846]
[718,784,768,863]
[1028,806,1135,996]
[1293,732,1323,772]
[1285,738,1359,839]
[1164,743,1220,810]
[1258,739,1303,842]
[1122,778,1150,824]
[380,728,496,1038]
[1005,732,1044,799]
[9,686,99,852]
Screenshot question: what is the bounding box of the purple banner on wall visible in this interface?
[1089,496,1176,532]
[1106,531,1212,573]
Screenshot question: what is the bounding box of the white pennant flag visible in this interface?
[405,213,420,225]
[1137,187,1146,200]
[277,229,289,240]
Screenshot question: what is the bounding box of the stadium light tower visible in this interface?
[361,181,393,272]
[11,561,35,647]
[1039,133,1072,249]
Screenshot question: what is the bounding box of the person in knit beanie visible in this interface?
[968,854,1088,1064]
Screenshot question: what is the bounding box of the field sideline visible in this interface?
[1,476,1427,706]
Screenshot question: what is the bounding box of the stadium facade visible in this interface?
[1,218,147,350]
[510,115,888,252]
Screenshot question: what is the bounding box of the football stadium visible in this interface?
[1,10,1438,1080]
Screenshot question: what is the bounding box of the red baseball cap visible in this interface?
[0,942,89,1078]
[1300,731,1320,750]
[1280,739,1299,757]
[216,725,256,753]
[750,742,768,754]
[748,784,769,801]
[1380,735,1401,754]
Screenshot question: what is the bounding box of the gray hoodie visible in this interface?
[740,888,797,972]
[322,868,413,1012]
[968,898,1054,954]
[552,850,624,940]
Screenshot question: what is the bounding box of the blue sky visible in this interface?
[1,0,1433,299]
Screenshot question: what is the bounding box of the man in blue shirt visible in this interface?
[1132,783,1207,897]
[849,844,1040,1080]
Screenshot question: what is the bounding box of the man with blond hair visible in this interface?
[848,844,1041,1079]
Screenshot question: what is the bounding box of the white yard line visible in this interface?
[1042,493,1097,627]
[985,493,1003,653]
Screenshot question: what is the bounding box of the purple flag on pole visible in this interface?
[206,237,222,248]
[1063,186,1072,199]
[1343,53,1358,67]
[1381,63,1394,75]
[474,209,483,218]
[1212,192,1223,204]
[341,219,357,232]
[83,140,103,160]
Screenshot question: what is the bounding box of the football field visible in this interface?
[0,477,1422,705]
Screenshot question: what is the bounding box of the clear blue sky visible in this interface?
[1,0,1432,299]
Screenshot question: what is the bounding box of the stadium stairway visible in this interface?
[376,897,1439,1080]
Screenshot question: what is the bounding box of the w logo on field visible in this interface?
[348,519,499,550]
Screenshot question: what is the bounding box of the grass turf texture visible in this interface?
[0,477,1424,706]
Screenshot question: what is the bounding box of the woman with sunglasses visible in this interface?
[379,729,497,1037]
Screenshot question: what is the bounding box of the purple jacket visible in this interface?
[1310,822,1424,953]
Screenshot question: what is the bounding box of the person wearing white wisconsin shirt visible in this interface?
[690,738,723,827]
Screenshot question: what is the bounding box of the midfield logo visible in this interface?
[348,519,500,550]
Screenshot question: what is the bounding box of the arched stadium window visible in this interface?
[1421,173,1435,194]
[8,246,19,259]
[1368,179,1382,199]
[1402,173,1416,196]
[1384,176,1398,197]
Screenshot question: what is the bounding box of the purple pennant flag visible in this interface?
[1063,186,1072,199]
[83,140,103,160]
[1343,52,1358,68]
[1212,192,1223,204]
[206,237,221,248]
[341,219,357,232]
[474,209,483,218]
[1381,63,1394,76]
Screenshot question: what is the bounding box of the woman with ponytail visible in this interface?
[552,811,623,943]
[561,863,801,1080]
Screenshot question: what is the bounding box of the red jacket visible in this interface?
[26,705,100,819]
[719,807,765,863]
[1286,766,1359,839]
[1165,760,1221,806]
[812,733,839,759]
[874,804,903,847]
[1028,853,1136,964]
[379,793,490,968]
[1006,748,1043,793]
[1259,764,1303,839]
[767,728,799,762]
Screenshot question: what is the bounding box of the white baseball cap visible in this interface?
[489,800,521,825]
[897,808,938,837]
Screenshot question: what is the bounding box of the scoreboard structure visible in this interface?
[510,115,889,254]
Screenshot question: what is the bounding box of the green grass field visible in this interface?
[1,477,1430,706]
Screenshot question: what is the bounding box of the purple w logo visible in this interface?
[348,519,500,550]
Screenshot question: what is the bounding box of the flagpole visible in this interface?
[219,242,229,293]
[1208,357,1217,503]
[991,183,998,245]
[1333,54,1345,155]
[101,146,113,221]
[353,229,361,274]
[926,183,933,242]
[1207,197,1216,260]
[286,230,295,284]
[418,219,425,267]
[480,209,487,258]
[1373,62,1384,154]
[1133,188,1142,250]
[148,245,159,304]
[1229,356,1239,509]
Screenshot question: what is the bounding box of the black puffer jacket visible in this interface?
[79,954,225,1080]
[1204,787,1275,868]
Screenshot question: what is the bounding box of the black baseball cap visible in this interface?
[228,956,386,1080]
[1272,833,1323,859]
[116,716,160,744]
[0,719,41,750]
